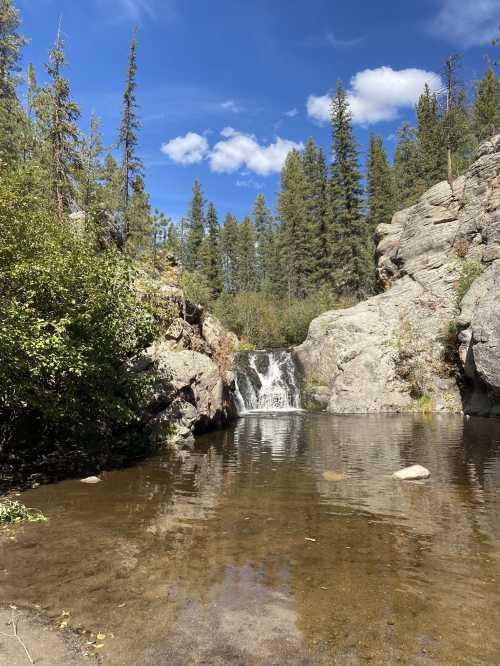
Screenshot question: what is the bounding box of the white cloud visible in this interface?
[209,128,303,175]
[161,132,209,164]
[284,108,298,117]
[307,66,442,126]
[236,178,263,189]
[430,0,500,47]
[220,99,243,113]
[325,31,364,48]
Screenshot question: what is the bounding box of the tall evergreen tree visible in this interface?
[367,133,395,230]
[235,215,256,293]
[185,179,205,270]
[473,67,500,141]
[278,149,313,298]
[127,174,153,257]
[441,54,471,185]
[78,112,103,216]
[119,36,143,246]
[221,213,240,294]
[0,0,27,161]
[252,193,274,292]
[416,84,446,188]
[330,81,373,297]
[302,138,330,286]
[45,26,81,218]
[201,202,223,297]
[393,123,420,210]
[0,0,25,99]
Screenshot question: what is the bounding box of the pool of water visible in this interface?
[2,414,500,664]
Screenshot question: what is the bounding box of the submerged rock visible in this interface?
[393,465,431,481]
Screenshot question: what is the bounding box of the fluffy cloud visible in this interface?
[161,132,209,164]
[220,99,243,113]
[307,66,442,125]
[430,0,500,47]
[284,108,298,117]
[209,128,303,176]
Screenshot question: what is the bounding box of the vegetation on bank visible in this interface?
[0,499,47,524]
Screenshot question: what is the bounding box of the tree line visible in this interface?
[168,57,499,309]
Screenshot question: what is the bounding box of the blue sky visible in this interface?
[16,0,500,222]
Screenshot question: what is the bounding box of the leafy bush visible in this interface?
[0,499,47,524]
[213,287,344,348]
[180,270,212,308]
[0,165,156,479]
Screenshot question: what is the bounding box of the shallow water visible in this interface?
[2,414,500,665]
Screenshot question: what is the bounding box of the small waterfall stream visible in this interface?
[234,350,301,413]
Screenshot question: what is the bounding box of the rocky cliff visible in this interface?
[295,135,500,416]
[133,261,239,446]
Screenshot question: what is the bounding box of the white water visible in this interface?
[234,350,302,414]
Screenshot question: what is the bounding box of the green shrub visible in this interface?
[0,165,156,475]
[0,499,47,524]
[213,287,343,348]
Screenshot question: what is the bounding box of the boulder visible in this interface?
[393,465,431,481]
[295,134,500,416]
[80,476,101,484]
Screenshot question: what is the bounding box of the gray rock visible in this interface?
[295,134,500,416]
[393,465,431,481]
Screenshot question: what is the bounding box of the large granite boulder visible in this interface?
[295,135,500,415]
[457,260,500,415]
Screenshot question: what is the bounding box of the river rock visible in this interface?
[80,476,101,484]
[393,465,431,481]
[295,134,500,416]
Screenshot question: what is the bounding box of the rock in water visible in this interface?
[392,465,431,481]
[80,476,101,484]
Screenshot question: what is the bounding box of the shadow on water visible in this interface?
[2,413,500,664]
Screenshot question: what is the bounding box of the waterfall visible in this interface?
[234,350,301,413]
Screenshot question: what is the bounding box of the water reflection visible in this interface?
[2,414,500,664]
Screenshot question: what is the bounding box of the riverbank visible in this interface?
[0,606,91,665]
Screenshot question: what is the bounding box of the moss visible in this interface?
[415,394,434,414]
[456,260,484,304]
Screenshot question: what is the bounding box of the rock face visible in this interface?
[133,259,238,445]
[295,135,500,416]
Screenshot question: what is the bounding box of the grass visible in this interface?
[416,394,434,414]
[0,499,47,525]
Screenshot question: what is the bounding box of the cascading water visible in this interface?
[234,350,301,413]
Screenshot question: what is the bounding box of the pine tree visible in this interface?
[473,67,500,141]
[441,54,471,185]
[119,36,143,246]
[185,179,205,270]
[221,213,240,294]
[127,174,153,257]
[201,202,223,297]
[416,84,446,188]
[278,149,313,299]
[0,0,27,161]
[367,133,396,230]
[0,0,25,99]
[330,81,373,297]
[302,138,330,287]
[45,26,81,218]
[78,112,103,216]
[252,193,274,292]
[235,215,256,293]
[393,123,421,210]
